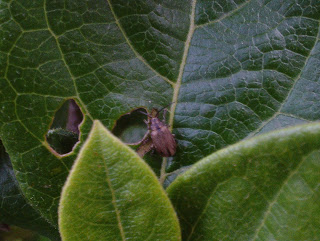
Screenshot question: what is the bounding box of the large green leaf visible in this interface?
[59,121,180,240]
[167,123,320,240]
[0,0,320,229]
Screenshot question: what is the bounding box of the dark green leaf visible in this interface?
[0,141,60,240]
[172,1,320,169]
[0,0,320,227]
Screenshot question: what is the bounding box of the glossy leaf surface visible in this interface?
[167,123,320,240]
[59,121,180,240]
[0,0,320,228]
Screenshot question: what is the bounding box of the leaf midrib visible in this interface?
[169,0,197,129]
[250,154,308,240]
[185,150,310,240]
[102,155,126,240]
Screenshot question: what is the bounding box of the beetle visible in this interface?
[138,107,176,157]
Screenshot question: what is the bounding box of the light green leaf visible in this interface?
[167,123,320,240]
[59,121,180,241]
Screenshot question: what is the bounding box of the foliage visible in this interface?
[1,0,320,240]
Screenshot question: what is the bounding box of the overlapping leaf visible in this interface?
[0,0,320,230]
[59,121,180,240]
[0,141,60,240]
[168,123,320,240]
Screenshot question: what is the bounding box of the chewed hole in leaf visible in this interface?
[46,99,83,155]
[112,108,148,145]
[112,108,163,175]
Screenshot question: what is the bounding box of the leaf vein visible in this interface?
[251,155,308,240]
[43,0,93,120]
[102,158,126,240]
[105,0,174,86]
[195,0,252,29]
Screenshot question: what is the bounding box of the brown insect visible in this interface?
[137,107,176,157]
